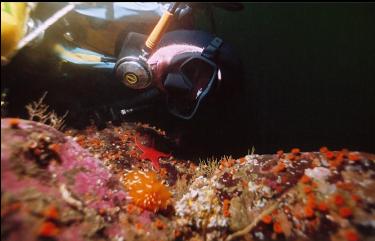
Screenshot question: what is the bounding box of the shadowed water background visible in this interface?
[2,3,374,159]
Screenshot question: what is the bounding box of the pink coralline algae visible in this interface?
[1,118,128,241]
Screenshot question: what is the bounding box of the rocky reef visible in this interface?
[1,118,375,241]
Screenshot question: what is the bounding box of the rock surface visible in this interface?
[2,118,375,241]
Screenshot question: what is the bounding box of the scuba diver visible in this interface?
[2,2,250,158]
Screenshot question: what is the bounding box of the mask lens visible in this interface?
[180,58,216,99]
[165,56,217,119]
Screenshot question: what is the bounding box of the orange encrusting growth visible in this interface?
[304,186,313,194]
[276,150,284,158]
[223,199,231,217]
[43,206,59,220]
[1,202,22,218]
[124,170,171,212]
[262,214,273,224]
[318,202,328,212]
[38,221,60,237]
[348,153,360,161]
[345,230,359,241]
[339,207,353,218]
[307,194,316,209]
[273,222,283,234]
[319,146,329,153]
[8,118,20,129]
[154,219,166,229]
[272,162,286,173]
[325,151,335,160]
[291,148,300,155]
[334,194,345,206]
[304,206,315,218]
[300,175,311,184]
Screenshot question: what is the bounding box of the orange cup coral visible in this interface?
[124,170,172,212]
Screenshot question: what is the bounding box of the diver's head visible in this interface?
[148,30,241,119]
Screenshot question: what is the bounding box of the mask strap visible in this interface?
[201,37,223,60]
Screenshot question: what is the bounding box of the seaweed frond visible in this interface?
[174,175,189,201]
[228,188,255,231]
[247,146,256,155]
[26,92,68,130]
[226,186,298,241]
[194,157,220,178]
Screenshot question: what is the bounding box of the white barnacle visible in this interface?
[254,232,265,240]
[305,167,331,181]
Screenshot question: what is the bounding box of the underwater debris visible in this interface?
[123,170,172,212]
[26,92,68,130]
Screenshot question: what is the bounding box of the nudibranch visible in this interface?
[124,170,172,212]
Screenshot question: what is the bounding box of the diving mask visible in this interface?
[163,37,223,119]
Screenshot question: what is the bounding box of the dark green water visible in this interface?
[194,3,375,154]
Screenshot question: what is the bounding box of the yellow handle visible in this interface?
[1,2,28,64]
[145,11,173,50]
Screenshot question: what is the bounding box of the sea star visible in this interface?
[134,133,171,170]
